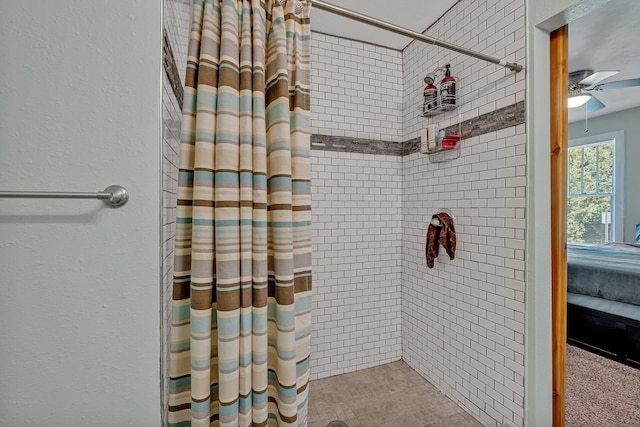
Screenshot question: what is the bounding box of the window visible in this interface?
[567,131,624,243]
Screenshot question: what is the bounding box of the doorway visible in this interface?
[550,24,568,427]
[551,3,640,424]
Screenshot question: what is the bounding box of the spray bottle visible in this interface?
[439,64,456,106]
[422,73,438,114]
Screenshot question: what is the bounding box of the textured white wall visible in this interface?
[0,1,162,425]
[402,1,527,426]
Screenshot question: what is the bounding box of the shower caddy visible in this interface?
[420,66,462,163]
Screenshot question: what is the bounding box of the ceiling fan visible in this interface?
[568,69,640,112]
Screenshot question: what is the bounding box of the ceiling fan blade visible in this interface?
[585,96,605,113]
[579,70,619,86]
[595,78,640,90]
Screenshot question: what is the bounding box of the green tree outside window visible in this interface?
[567,140,614,243]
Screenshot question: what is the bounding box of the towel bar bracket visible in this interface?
[0,185,129,208]
[100,185,129,208]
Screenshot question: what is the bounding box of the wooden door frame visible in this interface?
[550,25,568,427]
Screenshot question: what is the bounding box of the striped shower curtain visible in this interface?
[168,1,312,426]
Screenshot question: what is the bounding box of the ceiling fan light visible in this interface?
[568,93,592,108]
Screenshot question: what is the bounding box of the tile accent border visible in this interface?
[310,101,526,157]
[163,28,184,110]
[403,101,526,155]
[311,134,404,156]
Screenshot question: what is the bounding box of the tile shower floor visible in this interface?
[308,361,482,427]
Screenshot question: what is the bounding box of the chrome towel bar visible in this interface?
[0,185,129,208]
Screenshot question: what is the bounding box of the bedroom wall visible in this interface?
[402,0,527,426]
[0,1,162,424]
[568,106,640,244]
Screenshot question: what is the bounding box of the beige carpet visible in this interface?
[566,345,640,427]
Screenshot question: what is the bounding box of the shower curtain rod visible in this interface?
[309,0,523,73]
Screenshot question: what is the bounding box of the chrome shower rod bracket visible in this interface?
[310,0,523,73]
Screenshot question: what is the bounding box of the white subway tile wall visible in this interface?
[162,0,191,423]
[402,1,526,426]
[165,0,191,86]
[310,150,403,380]
[162,69,181,410]
[402,0,526,142]
[309,31,405,380]
[310,32,403,142]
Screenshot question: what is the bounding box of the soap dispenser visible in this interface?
[439,64,456,106]
[422,73,438,113]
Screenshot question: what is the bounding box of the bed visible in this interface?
[567,242,640,368]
